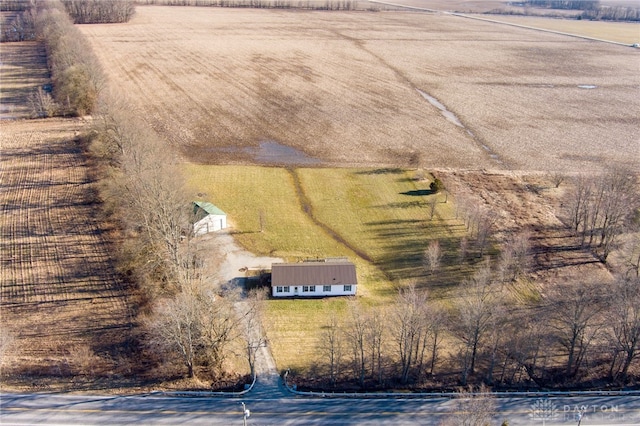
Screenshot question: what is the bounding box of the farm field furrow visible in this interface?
[0,41,50,120]
[80,6,640,172]
[0,119,133,379]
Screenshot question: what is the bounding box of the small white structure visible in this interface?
[193,201,227,235]
[271,259,357,298]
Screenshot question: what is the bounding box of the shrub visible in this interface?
[430,177,444,193]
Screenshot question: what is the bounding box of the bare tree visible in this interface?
[318,313,344,387]
[119,138,192,288]
[621,234,640,278]
[424,240,442,275]
[498,230,531,282]
[564,169,638,261]
[547,279,606,378]
[28,87,58,118]
[366,307,386,385]
[200,290,242,375]
[549,171,566,188]
[501,313,550,386]
[453,262,501,384]
[428,305,447,376]
[607,276,640,382]
[392,284,431,384]
[148,289,205,378]
[344,301,368,388]
[564,174,592,238]
[428,197,437,220]
[595,169,638,261]
[91,89,148,162]
[459,237,469,263]
[475,209,498,258]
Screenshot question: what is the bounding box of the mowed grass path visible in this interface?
[185,165,467,371]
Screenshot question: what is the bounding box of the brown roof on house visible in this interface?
[271,262,357,286]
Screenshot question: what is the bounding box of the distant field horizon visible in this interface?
[80,6,639,172]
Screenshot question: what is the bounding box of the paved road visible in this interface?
[2,392,639,425]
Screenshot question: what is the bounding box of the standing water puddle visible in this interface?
[417,89,464,128]
[255,141,320,165]
[208,141,320,165]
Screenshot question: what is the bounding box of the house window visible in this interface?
[303,286,309,292]
[284,286,290,292]
[276,286,283,293]
[309,285,316,292]
[323,285,331,292]
[343,285,352,292]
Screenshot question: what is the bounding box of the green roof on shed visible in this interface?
[193,201,226,216]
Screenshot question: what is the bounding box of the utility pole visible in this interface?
[241,402,250,426]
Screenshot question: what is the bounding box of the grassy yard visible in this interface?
[184,165,471,371]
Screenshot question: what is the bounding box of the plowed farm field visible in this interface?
[0,119,134,388]
[79,6,640,172]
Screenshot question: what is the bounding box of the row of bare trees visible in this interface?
[314,266,639,389]
[316,285,445,389]
[454,196,500,259]
[523,0,600,10]
[32,0,105,116]
[91,88,264,380]
[563,168,639,262]
[136,0,359,10]
[1,0,36,42]
[91,78,269,380]
[62,0,135,24]
[581,5,640,21]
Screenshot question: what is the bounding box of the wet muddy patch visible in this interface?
[202,140,321,166]
[416,88,505,166]
[417,89,464,128]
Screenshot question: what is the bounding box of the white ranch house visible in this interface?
[271,259,357,298]
[192,201,227,235]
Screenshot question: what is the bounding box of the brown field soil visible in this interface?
[0,41,50,120]
[80,6,640,172]
[0,118,137,391]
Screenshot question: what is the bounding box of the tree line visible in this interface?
[523,0,600,10]
[1,0,36,42]
[521,0,640,21]
[135,0,361,11]
[563,169,639,263]
[307,267,639,391]
[90,86,265,381]
[10,0,134,116]
[61,0,135,24]
[15,0,106,117]
[580,6,640,22]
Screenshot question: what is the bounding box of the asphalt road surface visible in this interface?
[2,392,639,425]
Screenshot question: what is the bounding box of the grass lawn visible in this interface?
[184,164,471,371]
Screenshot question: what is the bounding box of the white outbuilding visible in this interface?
[192,201,227,235]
